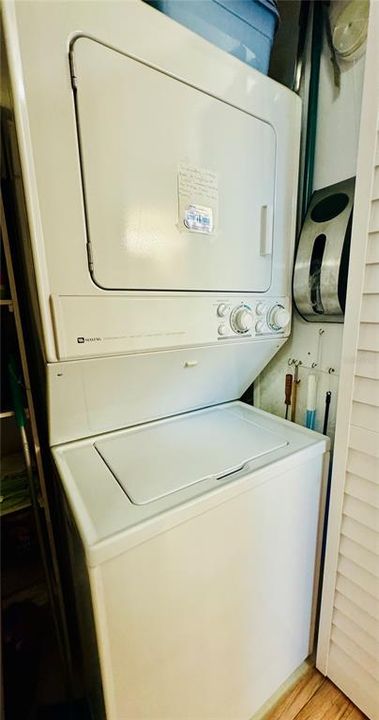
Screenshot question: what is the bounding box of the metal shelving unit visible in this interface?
[0,410,14,419]
[0,451,32,517]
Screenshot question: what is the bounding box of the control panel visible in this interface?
[52,294,291,360]
[215,299,290,340]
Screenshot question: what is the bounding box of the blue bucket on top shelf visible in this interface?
[146,0,280,74]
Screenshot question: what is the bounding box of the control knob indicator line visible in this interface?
[230,305,253,334]
[217,304,228,317]
[267,305,290,332]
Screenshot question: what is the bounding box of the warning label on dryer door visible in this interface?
[184,204,213,233]
[178,164,218,234]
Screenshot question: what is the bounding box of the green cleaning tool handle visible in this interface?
[8,355,26,428]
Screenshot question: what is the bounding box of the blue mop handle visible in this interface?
[305,409,316,430]
[305,374,317,429]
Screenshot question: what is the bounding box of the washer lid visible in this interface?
[94,406,288,505]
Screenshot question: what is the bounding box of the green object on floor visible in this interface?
[8,355,26,429]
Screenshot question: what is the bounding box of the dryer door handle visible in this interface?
[260,205,273,256]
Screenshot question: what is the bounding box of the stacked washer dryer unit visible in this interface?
[4,2,329,719]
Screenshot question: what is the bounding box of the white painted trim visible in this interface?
[1,1,56,361]
[316,0,379,676]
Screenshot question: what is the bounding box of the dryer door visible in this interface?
[73,37,276,293]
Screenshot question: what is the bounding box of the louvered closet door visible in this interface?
[316,5,379,719]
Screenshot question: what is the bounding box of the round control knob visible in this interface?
[231,305,253,334]
[218,325,227,336]
[255,320,265,334]
[267,305,290,331]
[217,303,228,317]
[256,303,267,316]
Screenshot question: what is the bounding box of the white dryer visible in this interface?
[2,2,329,719]
[3,0,301,444]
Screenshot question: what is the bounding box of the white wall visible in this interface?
[255,37,365,442]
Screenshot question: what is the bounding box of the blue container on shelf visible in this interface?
[147,0,279,74]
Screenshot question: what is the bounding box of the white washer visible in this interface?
[54,402,329,720]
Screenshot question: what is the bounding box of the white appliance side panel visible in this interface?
[47,340,285,444]
[61,494,106,720]
[74,36,276,293]
[87,455,324,720]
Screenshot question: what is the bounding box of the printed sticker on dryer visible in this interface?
[178,163,218,234]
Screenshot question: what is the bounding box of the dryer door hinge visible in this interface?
[86,242,94,273]
[69,49,78,90]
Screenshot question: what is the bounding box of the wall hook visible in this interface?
[288,358,302,368]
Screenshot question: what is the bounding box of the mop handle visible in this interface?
[323,391,331,435]
[285,374,293,419]
[291,364,300,422]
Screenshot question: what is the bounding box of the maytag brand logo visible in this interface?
[77,336,101,344]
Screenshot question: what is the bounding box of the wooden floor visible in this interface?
[264,667,367,720]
